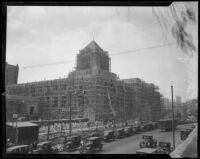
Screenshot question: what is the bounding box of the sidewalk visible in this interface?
[170,124,197,158]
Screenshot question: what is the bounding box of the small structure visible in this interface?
[6,121,39,145]
[158,118,177,131]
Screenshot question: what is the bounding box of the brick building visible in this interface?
[5,62,19,86]
[6,41,162,122]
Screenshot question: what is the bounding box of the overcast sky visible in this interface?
[6,4,198,102]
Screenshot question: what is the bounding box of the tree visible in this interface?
[152,2,197,56]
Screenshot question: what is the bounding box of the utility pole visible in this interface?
[15,118,18,144]
[69,91,72,136]
[13,114,18,144]
[47,105,50,140]
[171,86,175,150]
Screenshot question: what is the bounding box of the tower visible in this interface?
[76,40,110,71]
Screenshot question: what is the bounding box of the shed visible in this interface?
[6,121,39,145]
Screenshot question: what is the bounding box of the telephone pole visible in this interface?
[171,86,175,150]
[69,91,72,136]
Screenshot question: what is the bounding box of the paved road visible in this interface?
[98,129,182,154]
[59,128,183,154]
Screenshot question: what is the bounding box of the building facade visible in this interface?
[6,41,162,122]
[6,95,39,121]
[5,62,19,86]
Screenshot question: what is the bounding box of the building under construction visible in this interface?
[6,40,162,123]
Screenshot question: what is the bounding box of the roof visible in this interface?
[105,130,114,132]
[158,118,177,122]
[7,145,29,151]
[136,148,157,153]
[6,121,39,128]
[82,40,104,52]
[37,141,51,146]
[87,137,101,140]
[67,135,79,139]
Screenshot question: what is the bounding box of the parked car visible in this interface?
[114,128,125,139]
[139,135,157,148]
[180,129,191,140]
[157,142,173,154]
[124,126,133,137]
[6,145,30,154]
[64,135,81,151]
[79,137,103,154]
[132,126,140,133]
[103,130,115,142]
[34,141,56,154]
[136,148,158,154]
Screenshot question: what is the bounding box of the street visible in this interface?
[59,127,184,154]
[99,129,182,154]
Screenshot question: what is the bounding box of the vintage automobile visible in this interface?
[157,142,173,154]
[152,122,158,129]
[6,145,30,154]
[79,137,103,154]
[139,125,145,132]
[136,148,158,154]
[88,132,102,138]
[180,129,191,140]
[132,126,140,133]
[139,135,157,148]
[34,141,56,154]
[124,126,133,137]
[64,135,81,151]
[143,123,153,131]
[103,130,115,142]
[114,128,125,139]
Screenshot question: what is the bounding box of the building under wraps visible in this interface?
[6,40,162,123]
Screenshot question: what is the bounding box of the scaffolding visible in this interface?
[6,41,162,123]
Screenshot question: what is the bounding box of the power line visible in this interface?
[111,42,175,56]
[20,41,178,69]
[22,60,74,69]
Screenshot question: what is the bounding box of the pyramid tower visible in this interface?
[76,40,110,71]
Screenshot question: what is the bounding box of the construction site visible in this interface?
[6,40,162,123]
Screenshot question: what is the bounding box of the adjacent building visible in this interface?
[6,41,162,123]
[6,95,39,121]
[5,62,19,86]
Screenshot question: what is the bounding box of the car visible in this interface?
[157,142,173,154]
[114,128,125,139]
[64,135,81,151]
[79,137,103,154]
[139,125,145,132]
[132,126,140,133]
[6,145,30,154]
[139,135,157,148]
[180,129,191,140]
[143,123,154,131]
[136,148,158,154]
[35,141,56,154]
[103,130,115,142]
[124,126,133,137]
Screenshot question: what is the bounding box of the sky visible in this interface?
[6,4,198,102]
